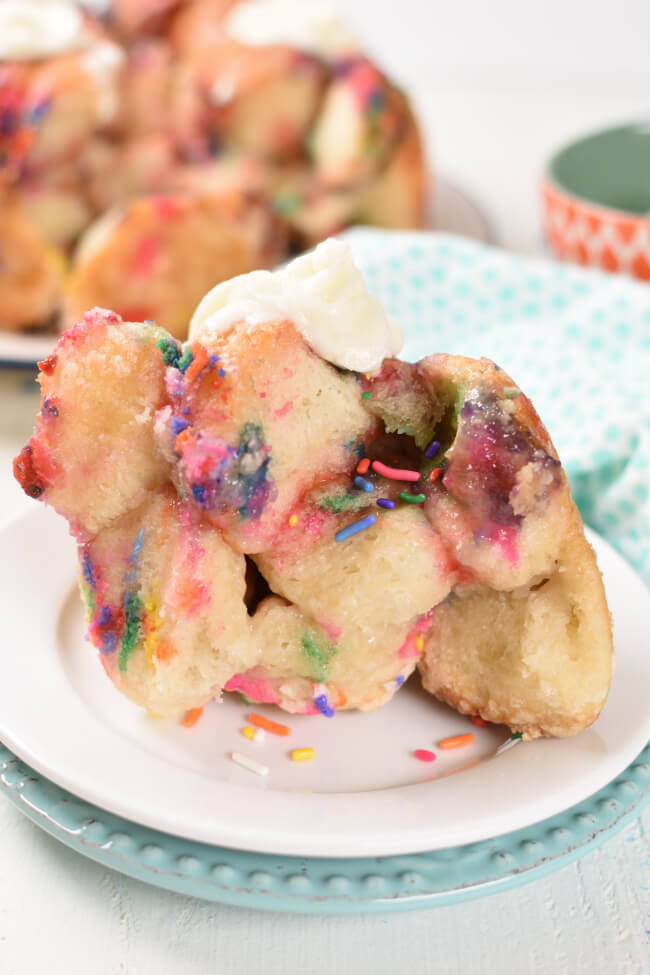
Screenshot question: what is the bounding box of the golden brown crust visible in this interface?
[0,202,64,330]
[64,192,287,339]
[416,357,613,738]
[419,534,613,739]
[357,104,429,229]
[0,4,429,333]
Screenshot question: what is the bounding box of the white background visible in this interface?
[1,2,650,973]
[337,0,650,85]
[334,0,650,253]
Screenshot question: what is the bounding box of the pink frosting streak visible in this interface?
[224,673,280,705]
[398,612,433,660]
[487,522,519,566]
[273,400,294,419]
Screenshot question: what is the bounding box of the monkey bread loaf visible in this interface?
[14,240,613,738]
[0,0,428,335]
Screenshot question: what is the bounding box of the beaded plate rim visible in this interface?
[1,740,647,914]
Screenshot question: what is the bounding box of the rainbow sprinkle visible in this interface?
[242,725,265,742]
[372,460,420,482]
[503,387,520,399]
[356,458,370,474]
[288,514,298,527]
[399,492,426,505]
[177,347,194,373]
[353,475,374,492]
[425,438,441,459]
[362,391,372,400]
[156,337,181,368]
[314,694,334,717]
[414,749,436,763]
[182,707,204,728]
[496,732,523,755]
[249,713,291,737]
[231,751,269,776]
[334,513,376,542]
[439,733,474,750]
[291,748,315,762]
[376,498,395,509]
[428,467,442,483]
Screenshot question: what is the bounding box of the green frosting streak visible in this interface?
[177,347,194,373]
[118,592,142,673]
[301,630,337,681]
[156,337,181,369]
[318,493,363,514]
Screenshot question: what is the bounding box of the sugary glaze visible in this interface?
[0,0,428,333]
[15,306,613,736]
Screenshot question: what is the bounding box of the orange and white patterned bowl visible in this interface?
[541,122,650,280]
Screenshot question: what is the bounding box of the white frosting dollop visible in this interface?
[224,0,358,58]
[189,238,403,374]
[0,0,89,61]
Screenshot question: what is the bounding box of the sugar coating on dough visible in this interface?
[165,319,376,551]
[418,527,613,738]
[14,312,613,735]
[81,488,251,716]
[14,309,168,536]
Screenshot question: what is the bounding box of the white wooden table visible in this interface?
[1,33,650,975]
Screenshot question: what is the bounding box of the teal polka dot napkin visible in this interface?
[344,228,650,586]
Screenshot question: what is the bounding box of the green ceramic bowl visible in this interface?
[541,121,650,278]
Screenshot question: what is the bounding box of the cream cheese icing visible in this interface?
[189,238,403,374]
[224,0,358,59]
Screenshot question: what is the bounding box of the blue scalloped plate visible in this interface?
[1,741,647,913]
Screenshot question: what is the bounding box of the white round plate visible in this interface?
[0,507,648,858]
[0,330,59,370]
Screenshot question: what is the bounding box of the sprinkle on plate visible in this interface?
[231,752,269,776]
[291,748,315,762]
[249,713,291,736]
[414,749,436,763]
[439,733,474,750]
